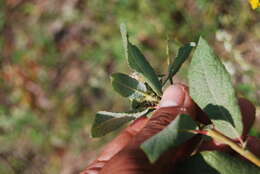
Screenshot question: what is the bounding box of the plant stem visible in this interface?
[162,76,169,86]
[207,129,260,167]
[162,75,173,87]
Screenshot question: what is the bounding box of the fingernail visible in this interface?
[159,84,185,108]
[159,101,178,107]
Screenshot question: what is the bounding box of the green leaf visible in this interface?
[120,24,162,96]
[188,37,243,139]
[91,109,150,137]
[141,114,197,163]
[111,73,158,103]
[166,43,194,84]
[175,151,260,174]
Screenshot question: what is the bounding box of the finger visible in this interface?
[98,116,149,161]
[159,84,186,108]
[160,84,197,112]
[81,116,149,174]
[100,84,199,174]
[129,84,197,148]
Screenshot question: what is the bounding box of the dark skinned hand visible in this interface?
[81,84,259,174]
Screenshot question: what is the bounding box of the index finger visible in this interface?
[81,116,149,174]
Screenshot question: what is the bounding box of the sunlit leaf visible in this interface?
[91,108,151,137]
[188,37,243,139]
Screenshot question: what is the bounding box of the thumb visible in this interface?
[100,84,199,174]
[81,116,149,174]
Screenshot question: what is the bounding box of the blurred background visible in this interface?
[0,0,259,173]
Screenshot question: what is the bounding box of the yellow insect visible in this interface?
[249,0,260,9]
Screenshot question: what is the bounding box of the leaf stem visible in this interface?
[166,34,171,67]
[162,76,169,86]
[207,129,260,167]
[162,75,173,87]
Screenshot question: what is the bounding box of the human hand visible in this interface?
[81,84,259,174]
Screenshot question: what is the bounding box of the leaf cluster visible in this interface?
[91,24,193,138]
[90,24,260,173]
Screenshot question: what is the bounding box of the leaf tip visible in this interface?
[120,23,129,60]
[140,143,157,163]
[197,36,208,46]
[120,23,126,33]
[120,23,128,40]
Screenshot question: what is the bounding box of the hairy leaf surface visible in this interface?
[188,37,243,139]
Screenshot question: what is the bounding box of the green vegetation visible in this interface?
[0,0,259,173]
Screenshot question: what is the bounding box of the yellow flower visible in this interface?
[249,0,260,9]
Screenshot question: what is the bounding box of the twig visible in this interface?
[207,129,260,167]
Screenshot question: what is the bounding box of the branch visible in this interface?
[207,129,260,167]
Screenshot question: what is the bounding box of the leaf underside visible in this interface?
[188,37,243,139]
[91,109,150,137]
